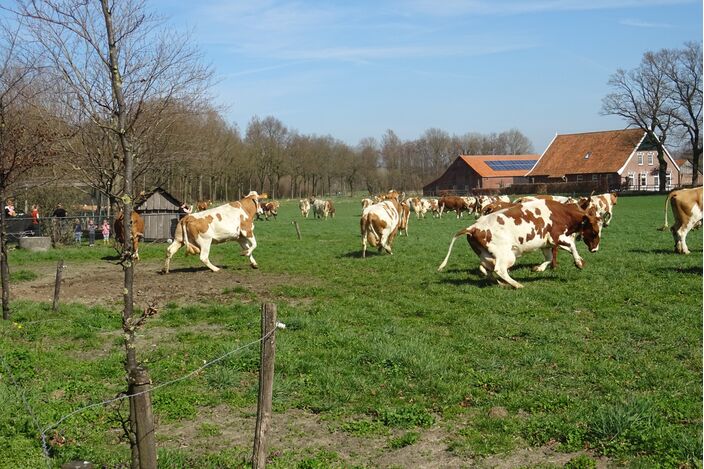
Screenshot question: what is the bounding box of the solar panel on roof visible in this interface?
[485,160,537,171]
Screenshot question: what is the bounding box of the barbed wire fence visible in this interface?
[1,306,285,467]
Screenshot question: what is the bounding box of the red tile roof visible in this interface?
[527,129,645,178]
[459,154,539,178]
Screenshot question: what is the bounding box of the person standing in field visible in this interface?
[101,219,110,245]
[73,218,82,246]
[87,219,96,246]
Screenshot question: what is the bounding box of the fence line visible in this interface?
[42,326,280,435]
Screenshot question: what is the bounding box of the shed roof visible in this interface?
[135,187,183,211]
[527,129,646,178]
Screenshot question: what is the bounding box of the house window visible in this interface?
[638,153,644,165]
[584,152,591,159]
[640,172,647,189]
[648,153,654,165]
[627,172,635,189]
[666,171,672,189]
[592,174,598,182]
[653,173,659,188]
[576,175,583,182]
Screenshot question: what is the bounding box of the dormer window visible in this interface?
[584,152,591,159]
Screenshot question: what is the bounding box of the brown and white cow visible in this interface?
[114,211,145,260]
[438,200,602,289]
[513,194,577,205]
[399,200,411,236]
[162,191,263,273]
[259,200,279,221]
[659,186,703,254]
[581,192,618,227]
[475,195,511,215]
[360,192,402,257]
[326,200,336,218]
[439,195,471,219]
[299,199,311,218]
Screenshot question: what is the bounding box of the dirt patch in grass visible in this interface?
[10,259,316,308]
[157,404,610,468]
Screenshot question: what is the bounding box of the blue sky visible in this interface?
[157,0,701,152]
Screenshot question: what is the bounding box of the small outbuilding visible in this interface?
[134,187,184,241]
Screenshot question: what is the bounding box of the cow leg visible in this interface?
[196,238,220,272]
[532,248,554,272]
[238,236,259,268]
[558,237,584,268]
[162,240,183,274]
[673,222,691,254]
[493,254,522,289]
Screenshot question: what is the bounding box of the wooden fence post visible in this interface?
[129,367,157,469]
[52,259,64,312]
[292,221,301,240]
[252,303,277,469]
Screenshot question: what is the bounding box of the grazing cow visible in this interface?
[299,199,311,218]
[259,200,279,220]
[196,199,212,211]
[360,192,402,257]
[439,196,471,219]
[162,191,263,273]
[659,186,703,254]
[581,192,618,227]
[438,200,602,289]
[114,211,146,260]
[461,196,477,215]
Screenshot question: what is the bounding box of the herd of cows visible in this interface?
[112,186,702,288]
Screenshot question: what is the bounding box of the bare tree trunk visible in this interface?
[0,188,9,320]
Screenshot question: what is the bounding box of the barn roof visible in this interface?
[459,154,539,178]
[135,187,183,211]
[527,128,648,178]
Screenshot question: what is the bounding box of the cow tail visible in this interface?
[658,191,674,231]
[438,228,471,271]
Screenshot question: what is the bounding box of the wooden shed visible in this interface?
[134,187,184,241]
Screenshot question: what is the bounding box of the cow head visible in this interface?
[244,191,263,216]
[579,207,602,253]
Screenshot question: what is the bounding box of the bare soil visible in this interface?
[12,260,611,468]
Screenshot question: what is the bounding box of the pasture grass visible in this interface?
[0,194,702,467]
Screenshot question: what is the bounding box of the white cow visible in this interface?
[162,191,263,273]
[299,199,311,218]
[312,198,331,219]
[360,192,402,257]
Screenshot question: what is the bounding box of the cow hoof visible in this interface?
[251,264,259,269]
[575,259,585,269]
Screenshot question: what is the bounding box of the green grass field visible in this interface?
[1,195,702,468]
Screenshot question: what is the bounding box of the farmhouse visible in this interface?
[134,187,184,241]
[527,129,681,192]
[422,154,539,196]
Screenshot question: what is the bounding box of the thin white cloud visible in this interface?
[403,0,694,16]
[619,18,674,28]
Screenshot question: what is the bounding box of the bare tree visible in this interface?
[0,20,57,319]
[664,42,702,185]
[18,1,212,465]
[602,50,675,192]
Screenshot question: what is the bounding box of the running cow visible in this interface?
[360,191,402,257]
[438,200,602,289]
[659,186,703,254]
[162,191,263,273]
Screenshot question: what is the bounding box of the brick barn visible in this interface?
[527,129,680,191]
[422,154,539,196]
